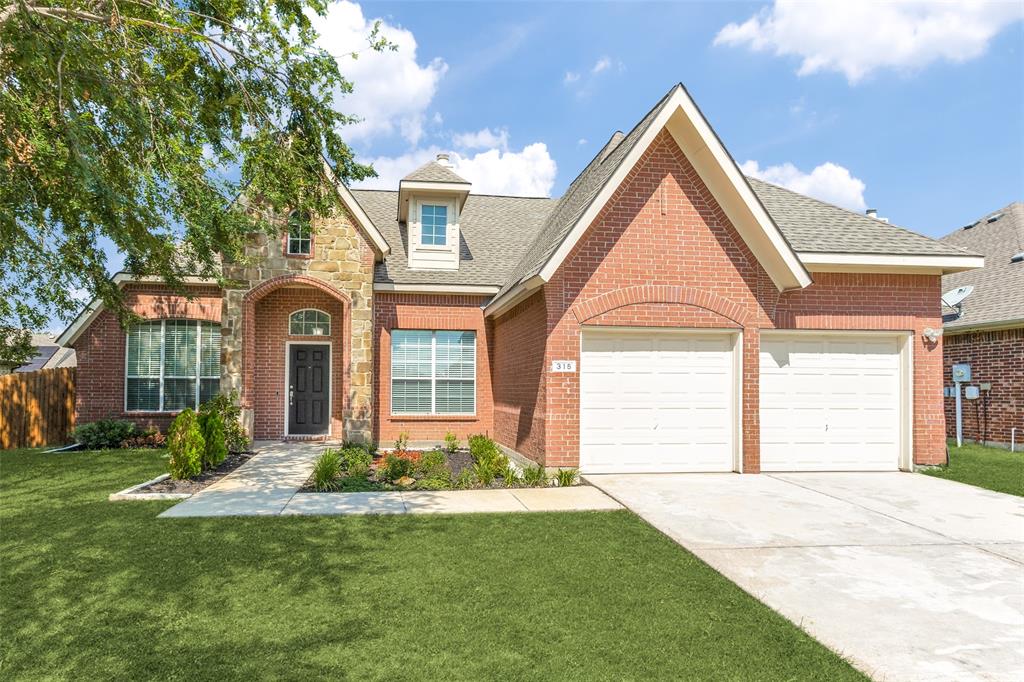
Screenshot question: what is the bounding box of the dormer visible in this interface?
[398,154,471,270]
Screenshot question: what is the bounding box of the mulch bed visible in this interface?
[139,452,254,495]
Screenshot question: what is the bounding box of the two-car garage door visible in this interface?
[579,328,904,473]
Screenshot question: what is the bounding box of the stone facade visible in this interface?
[221,207,377,442]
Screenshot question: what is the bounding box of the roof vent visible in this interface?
[1011,252,1024,263]
[986,212,1003,223]
[865,208,877,218]
[963,221,978,230]
[436,153,452,168]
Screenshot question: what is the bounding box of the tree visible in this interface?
[0,0,392,362]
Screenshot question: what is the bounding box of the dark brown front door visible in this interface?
[288,344,329,435]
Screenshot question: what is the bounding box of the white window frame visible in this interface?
[288,309,331,336]
[287,210,312,255]
[414,198,456,251]
[390,330,476,416]
[124,319,221,413]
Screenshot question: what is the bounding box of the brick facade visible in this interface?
[943,327,1024,446]
[373,293,493,445]
[491,129,945,470]
[72,283,222,431]
[491,291,547,460]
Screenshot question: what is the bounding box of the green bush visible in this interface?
[473,460,496,487]
[334,473,378,492]
[74,419,138,450]
[198,391,249,453]
[120,429,167,449]
[338,445,373,477]
[311,450,342,491]
[500,462,521,487]
[443,430,459,453]
[555,469,578,487]
[381,453,414,482]
[521,464,548,487]
[167,409,204,480]
[454,468,476,490]
[468,434,500,462]
[414,472,452,490]
[198,412,228,469]
[416,449,447,479]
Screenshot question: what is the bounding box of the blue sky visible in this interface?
[323,0,1023,237]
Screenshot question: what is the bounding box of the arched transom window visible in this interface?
[289,309,330,336]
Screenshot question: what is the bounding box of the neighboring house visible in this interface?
[0,333,76,375]
[939,202,1023,447]
[57,84,983,473]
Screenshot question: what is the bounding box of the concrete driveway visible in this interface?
[586,472,1024,682]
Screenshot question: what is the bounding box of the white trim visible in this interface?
[323,160,391,258]
[758,329,914,472]
[373,283,499,295]
[284,341,333,437]
[577,326,743,474]
[945,318,1024,334]
[799,252,984,274]
[57,273,219,347]
[484,275,545,318]
[399,180,471,193]
[535,86,810,292]
[288,308,332,336]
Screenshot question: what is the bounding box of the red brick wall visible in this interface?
[491,291,548,460]
[529,129,944,470]
[251,287,347,439]
[943,327,1024,446]
[72,283,222,431]
[373,293,493,445]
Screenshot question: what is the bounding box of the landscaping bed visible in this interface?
[300,434,579,493]
[134,451,254,495]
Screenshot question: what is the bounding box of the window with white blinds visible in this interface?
[391,330,475,415]
[126,320,221,411]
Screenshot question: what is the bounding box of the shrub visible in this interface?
[167,409,204,480]
[454,468,476,490]
[394,431,410,452]
[443,431,459,454]
[468,434,500,462]
[198,412,228,469]
[121,429,166,449]
[198,391,249,453]
[414,473,451,490]
[338,446,373,477]
[416,449,447,479]
[311,450,342,491]
[555,469,578,487]
[381,453,415,482]
[473,460,496,487]
[521,464,548,488]
[500,462,521,487]
[335,473,378,492]
[74,419,138,450]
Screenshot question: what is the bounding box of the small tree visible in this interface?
[167,408,204,480]
[199,412,228,469]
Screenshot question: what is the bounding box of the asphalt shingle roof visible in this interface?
[402,160,470,185]
[353,189,557,286]
[940,202,1024,330]
[747,178,975,256]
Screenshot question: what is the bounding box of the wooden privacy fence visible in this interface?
[0,367,76,449]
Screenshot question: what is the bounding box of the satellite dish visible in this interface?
[942,285,974,309]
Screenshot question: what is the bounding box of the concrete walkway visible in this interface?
[160,441,621,518]
[586,472,1024,682]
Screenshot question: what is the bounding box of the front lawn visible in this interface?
[1,448,864,680]
[921,441,1024,497]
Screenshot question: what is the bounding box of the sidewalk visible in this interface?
[159,441,621,518]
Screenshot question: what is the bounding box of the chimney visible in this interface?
[436,153,451,168]
[865,208,877,219]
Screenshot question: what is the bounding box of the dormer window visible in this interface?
[420,204,449,246]
[287,211,312,255]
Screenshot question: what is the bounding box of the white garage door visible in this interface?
[580,329,736,474]
[760,335,902,471]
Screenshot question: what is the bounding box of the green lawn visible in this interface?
[921,441,1024,497]
[1,448,863,681]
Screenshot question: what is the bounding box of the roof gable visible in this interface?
[486,84,812,314]
[402,160,470,185]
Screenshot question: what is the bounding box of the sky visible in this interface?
[43,1,1024,332]
[324,0,1023,235]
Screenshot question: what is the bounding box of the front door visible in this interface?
[288,344,330,435]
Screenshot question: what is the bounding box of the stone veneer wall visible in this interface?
[220,207,377,442]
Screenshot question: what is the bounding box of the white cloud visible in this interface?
[592,56,612,74]
[741,160,867,211]
[357,144,557,197]
[563,71,580,84]
[311,1,447,144]
[714,0,1024,83]
[452,127,509,152]
[577,138,588,146]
